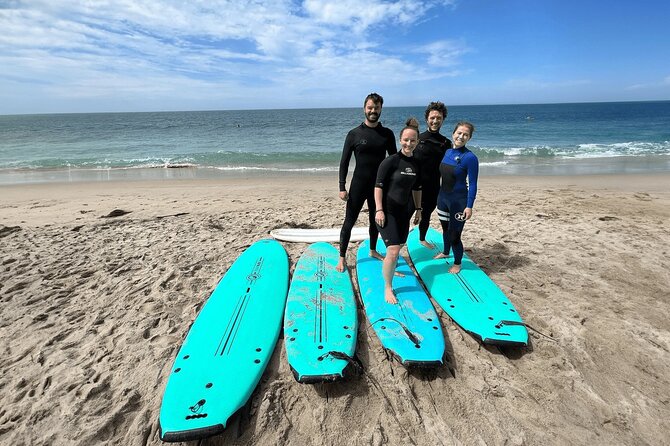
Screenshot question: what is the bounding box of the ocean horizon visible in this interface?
[1,101,669,185]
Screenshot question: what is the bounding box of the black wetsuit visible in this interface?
[339,123,397,257]
[374,152,421,246]
[413,130,451,241]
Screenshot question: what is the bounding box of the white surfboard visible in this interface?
[270,227,368,243]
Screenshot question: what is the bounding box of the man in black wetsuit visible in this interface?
[412,101,451,248]
[337,93,397,272]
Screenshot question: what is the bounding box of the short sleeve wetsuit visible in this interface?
[437,146,479,265]
[413,130,451,241]
[374,152,421,246]
[339,123,397,257]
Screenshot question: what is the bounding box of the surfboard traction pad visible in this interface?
[158,239,289,442]
[284,242,359,383]
[356,239,446,368]
[407,228,529,347]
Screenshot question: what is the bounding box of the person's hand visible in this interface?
[464,207,473,220]
[375,210,385,227]
[339,190,348,201]
[413,210,422,225]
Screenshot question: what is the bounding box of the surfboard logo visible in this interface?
[315,256,327,280]
[185,399,209,420]
[246,257,264,282]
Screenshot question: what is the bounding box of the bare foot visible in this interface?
[449,264,461,274]
[433,252,448,260]
[336,257,347,273]
[384,287,398,304]
[420,240,435,250]
[370,250,384,261]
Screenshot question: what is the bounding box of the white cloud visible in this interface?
[416,39,470,67]
[0,0,465,112]
[625,75,670,91]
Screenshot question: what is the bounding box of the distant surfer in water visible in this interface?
[337,93,397,272]
[374,118,423,304]
[435,122,479,274]
[413,101,452,249]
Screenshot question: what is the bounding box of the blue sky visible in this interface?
[1,0,669,114]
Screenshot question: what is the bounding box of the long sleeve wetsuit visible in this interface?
[437,146,479,265]
[413,130,451,241]
[338,123,396,257]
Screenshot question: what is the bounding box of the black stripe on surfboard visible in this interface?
[215,256,264,356]
[454,273,482,303]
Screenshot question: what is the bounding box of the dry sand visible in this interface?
[1,172,669,446]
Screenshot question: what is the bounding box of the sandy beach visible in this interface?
[1,172,669,446]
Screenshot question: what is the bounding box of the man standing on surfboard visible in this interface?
[337,93,397,272]
[413,101,452,249]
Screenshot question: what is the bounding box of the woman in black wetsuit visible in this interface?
[374,118,423,304]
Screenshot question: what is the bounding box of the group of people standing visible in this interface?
[337,93,479,304]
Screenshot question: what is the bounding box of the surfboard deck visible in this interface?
[284,242,358,383]
[158,239,289,442]
[356,239,445,367]
[270,226,368,243]
[407,227,528,346]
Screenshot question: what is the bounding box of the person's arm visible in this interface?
[465,153,479,219]
[412,165,423,224]
[412,189,423,225]
[374,157,391,227]
[338,131,355,198]
[374,186,385,227]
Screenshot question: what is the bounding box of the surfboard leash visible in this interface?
[370,318,420,345]
[318,351,364,375]
[495,320,557,342]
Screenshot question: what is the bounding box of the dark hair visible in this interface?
[364,92,384,107]
[400,117,420,139]
[424,101,448,121]
[453,121,475,135]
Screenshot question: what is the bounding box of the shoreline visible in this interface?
[1,154,669,186]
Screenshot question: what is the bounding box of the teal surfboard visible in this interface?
[407,227,528,346]
[356,239,445,367]
[284,242,358,383]
[158,239,289,442]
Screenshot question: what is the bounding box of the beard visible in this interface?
[366,112,380,123]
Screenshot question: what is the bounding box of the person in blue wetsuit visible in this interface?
[413,101,452,248]
[374,118,422,304]
[337,93,397,272]
[436,121,479,274]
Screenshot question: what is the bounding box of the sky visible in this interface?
[1,0,669,114]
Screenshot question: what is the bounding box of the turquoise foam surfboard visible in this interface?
[356,239,445,367]
[407,227,528,346]
[284,242,358,383]
[158,239,289,442]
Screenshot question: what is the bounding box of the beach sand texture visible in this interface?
[1,173,669,446]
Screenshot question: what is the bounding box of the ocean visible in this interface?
[1,101,669,184]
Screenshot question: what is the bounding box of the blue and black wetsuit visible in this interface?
[413,130,451,241]
[339,123,397,257]
[437,146,479,265]
[375,152,421,246]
